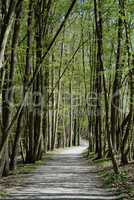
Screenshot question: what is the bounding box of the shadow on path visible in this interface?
[5,143,125,199]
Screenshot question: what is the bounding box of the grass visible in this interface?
[0,192,8,199]
[100,170,128,187]
[94,158,112,168]
[8,154,52,176]
[86,150,134,199]
[11,159,47,175]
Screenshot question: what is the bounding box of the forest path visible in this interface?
[6,143,125,200]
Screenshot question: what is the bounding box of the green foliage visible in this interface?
[0,192,8,198]
[101,171,128,187]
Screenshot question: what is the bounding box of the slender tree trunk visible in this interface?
[111,0,124,151]
[0,0,18,69]
[51,54,56,150]
[94,0,102,159]
[54,31,64,145]
[121,8,133,165]
[10,0,33,169]
[69,79,73,147]
[1,0,23,174]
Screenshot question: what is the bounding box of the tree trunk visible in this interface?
[111,0,124,151]
[1,0,23,174]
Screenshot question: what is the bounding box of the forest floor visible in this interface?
[87,152,134,200]
[0,144,127,199]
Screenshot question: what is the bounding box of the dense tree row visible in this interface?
[0,0,133,177]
